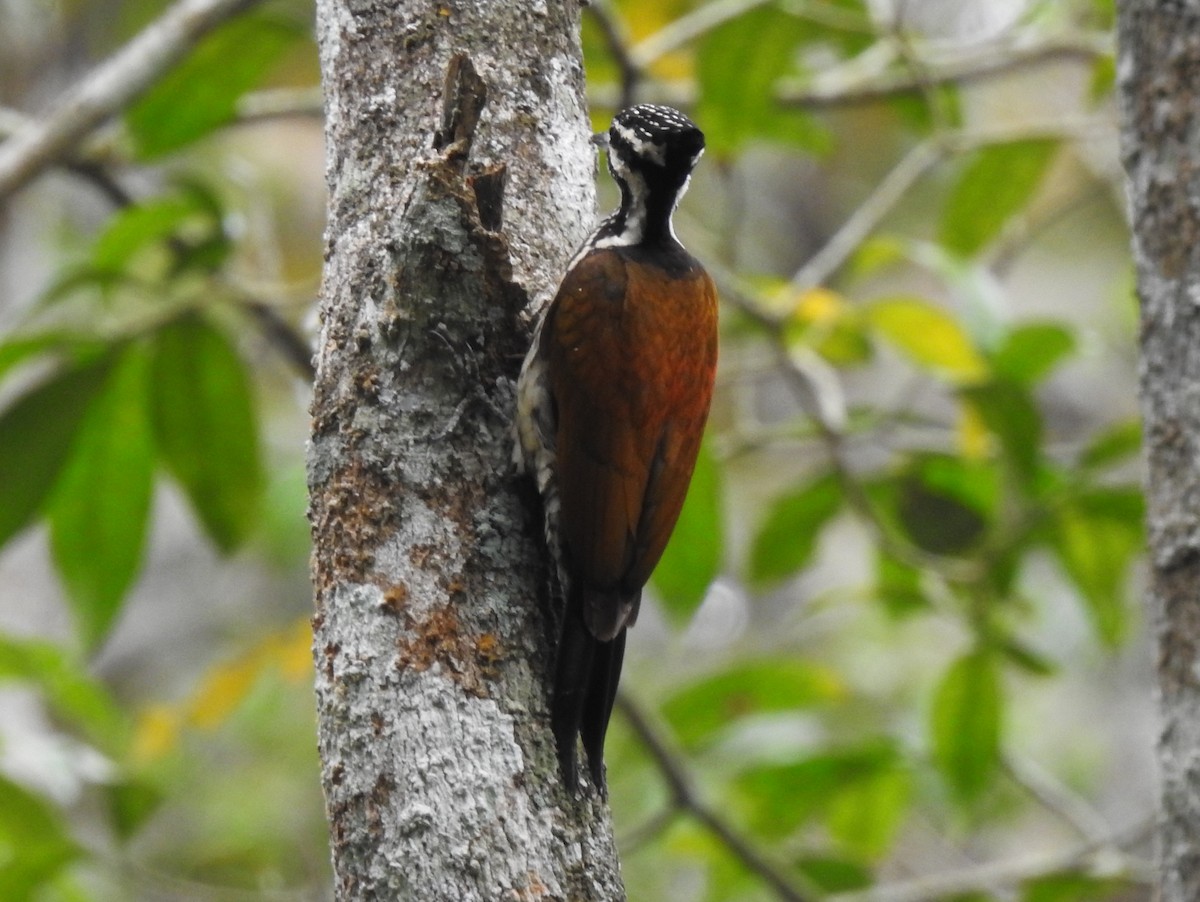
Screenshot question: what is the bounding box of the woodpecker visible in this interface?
[514,105,718,790]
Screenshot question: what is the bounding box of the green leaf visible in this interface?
[1049,490,1143,646]
[894,454,996,556]
[92,195,203,273]
[999,637,1058,677]
[794,856,872,893]
[888,82,962,133]
[1079,418,1142,470]
[149,314,262,552]
[738,742,901,837]
[90,182,229,280]
[696,4,829,158]
[866,296,988,382]
[876,552,929,617]
[828,762,911,858]
[931,650,1002,802]
[105,779,163,840]
[1022,871,1129,902]
[0,636,126,752]
[0,356,114,548]
[961,380,1043,485]
[991,322,1075,385]
[1089,55,1116,103]
[651,438,723,623]
[126,14,301,158]
[0,333,107,383]
[661,659,844,748]
[49,344,156,649]
[0,776,79,902]
[940,140,1059,257]
[748,472,842,585]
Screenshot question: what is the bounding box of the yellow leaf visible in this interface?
[132,704,180,763]
[850,235,905,278]
[619,0,694,80]
[867,297,988,383]
[794,287,846,326]
[275,619,314,682]
[186,654,262,730]
[957,401,993,460]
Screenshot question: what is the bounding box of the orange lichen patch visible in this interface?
[354,365,382,399]
[409,543,437,569]
[477,633,503,684]
[382,582,409,613]
[310,459,399,589]
[512,871,551,900]
[396,605,496,698]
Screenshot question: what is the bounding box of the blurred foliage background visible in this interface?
[0,0,1150,899]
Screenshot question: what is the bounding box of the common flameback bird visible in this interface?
[514,105,718,790]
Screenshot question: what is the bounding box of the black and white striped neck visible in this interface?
[590,167,688,251]
[570,104,706,264]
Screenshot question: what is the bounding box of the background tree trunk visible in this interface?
[307,1,625,898]
[1119,4,1200,900]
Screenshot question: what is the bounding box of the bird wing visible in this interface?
[545,249,718,640]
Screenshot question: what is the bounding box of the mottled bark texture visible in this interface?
[308,0,625,898]
[1118,4,1200,900]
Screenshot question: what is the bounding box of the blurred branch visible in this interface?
[631,0,774,67]
[779,33,1110,110]
[789,138,940,292]
[1003,751,1113,846]
[617,805,680,851]
[0,108,316,382]
[0,0,260,201]
[616,693,818,902]
[586,3,641,111]
[235,86,323,123]
[590,31,1111,112]
[789,114,1111,292]
[241,297,317,381]
[827,817,1154,902]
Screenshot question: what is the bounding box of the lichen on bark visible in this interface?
[1119,4,1200,899]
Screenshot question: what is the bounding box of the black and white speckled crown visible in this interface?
[607,104,705,171]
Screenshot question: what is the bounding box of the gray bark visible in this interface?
[1118,4,1200,900]
[308,0,625,898]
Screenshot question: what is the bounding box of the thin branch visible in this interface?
[588,32,1111,113]
[242,297,317,381]
[778,34,1110,110]
[631,0,870,69]
[617,805,681,851]
[788,114,1112,293]
[585,3,641,111]
[789,138,941,292]
[0,0,261,201]
[826,817,1155,902]
[235,86,323,123]
[62,159,137,207]
[617,693,818,902]
[1003,751,1113,847]
[0,108,317,383]
[631,0,775,68]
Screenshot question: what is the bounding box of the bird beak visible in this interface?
[590,131,610,150]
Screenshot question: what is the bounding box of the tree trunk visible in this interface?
[1118,5,1200,900]
[307,0,625,898]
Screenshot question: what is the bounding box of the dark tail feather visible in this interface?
[551,594,596,790]
[581,627,626,790]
